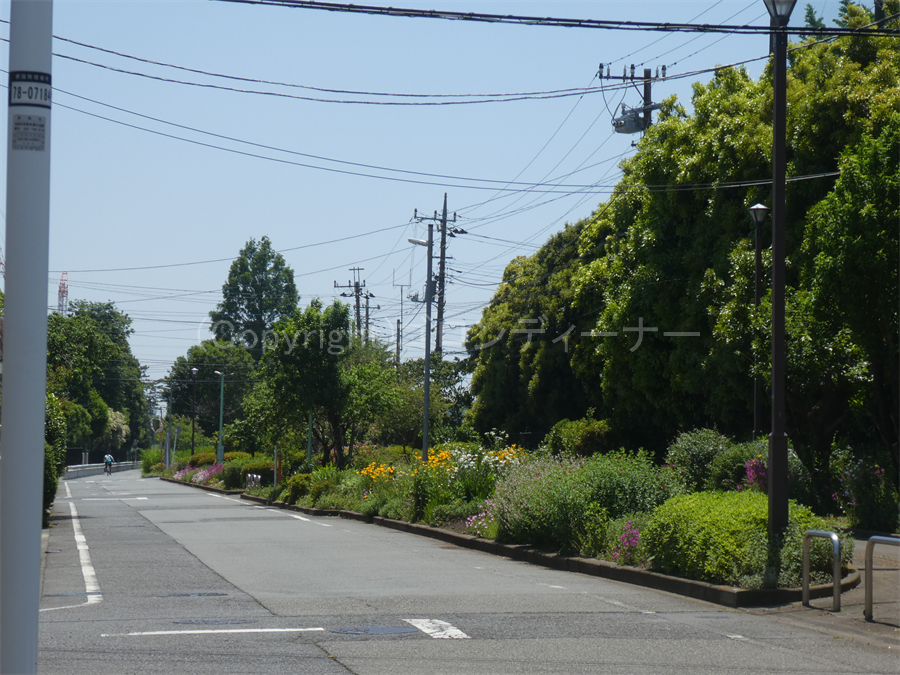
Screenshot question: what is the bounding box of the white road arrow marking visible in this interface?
[403,619,469,639]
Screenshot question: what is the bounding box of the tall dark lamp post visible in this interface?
[213,370,225,465]
[190,367,198,456]
[763,0,795,541]
[749,203,769,440]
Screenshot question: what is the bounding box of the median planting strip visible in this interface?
[160,476,860,608]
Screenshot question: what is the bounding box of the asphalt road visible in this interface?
[39,471,899,674]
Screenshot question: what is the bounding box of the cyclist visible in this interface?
[104,453,114,476]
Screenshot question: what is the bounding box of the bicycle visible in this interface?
[104,462,113,476]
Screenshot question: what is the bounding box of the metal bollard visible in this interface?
[802,530,842,612]
[864,535,900,622]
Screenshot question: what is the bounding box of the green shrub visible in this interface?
[44,442,65,528]
[831,447,899,532]
[494,456,589,551]
[240,459,274,486]
[277,473,311,505]
[221,455,256,489]
[705,440,760,491]
[600,513,652,565]
[665,428,733,492]
[141,448,162,475]
[224,451,251,462]
[543,415,612,457]
[571,502,609,557]
[188,451,217,468]
[494,451,680,554]
[578,451,682,518]
[644,491,853,588]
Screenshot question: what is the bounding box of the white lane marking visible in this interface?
[40,502,102,612]
[102,627,325,637]
[82,497,148,501]
[65,482,73,499]
[291,514,311,522]
[727,635,745,639]
[206,493,242,503]
[403,619,469,639]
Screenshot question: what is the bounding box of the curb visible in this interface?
[159,476,243,495]
[235,493,861,609]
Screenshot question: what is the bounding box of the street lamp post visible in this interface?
[190,366,198,456]
[763,0,796,541]
[749,203,770,440]
[409,225,434,463]
[213,370,225,465]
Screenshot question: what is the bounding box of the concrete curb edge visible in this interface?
[233,491,860,609]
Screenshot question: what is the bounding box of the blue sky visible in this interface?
[0,0,846,381]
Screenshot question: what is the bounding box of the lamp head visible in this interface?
[763,0,797,23]
[749,203,770,226]
[213,370,222,376]
[408,238,428,247]
[191,367,198,375]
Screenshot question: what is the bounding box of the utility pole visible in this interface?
[600,62,664,133]
[416,195,463,356]
[393,269,409,364]
[1,3,54,671]
[364,292,378,344]
[334,267,366,340]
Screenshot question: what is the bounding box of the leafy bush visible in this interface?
[224,451,251,462]
[578,451,681,518]
[644,491,853,588]
[221,455,256,489]
[665,428,733,492]
[188,451,217,468]
[831,447,899,532]
[493,451,679,554]
[141,448,162,475]
[543,414,612,457]
[705,440,761,491]
[494,456,588,551]
[277,473,311,505]
[240,459,274,486]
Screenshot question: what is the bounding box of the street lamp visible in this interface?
[763,0,796,541]
[749,203,770,441]
[190,367,198,456]
[409,229,434,463]
[213,370,225,465]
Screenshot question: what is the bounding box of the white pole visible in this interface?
[1,2,54,673]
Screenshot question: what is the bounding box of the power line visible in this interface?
[216,0,898,37]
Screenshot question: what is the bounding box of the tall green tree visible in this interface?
[465,220,591,441]
[69,300,149,448]
[209,236,299,362]
[799,113,900,477]
[166,340,255,438]
[260,299,398,467]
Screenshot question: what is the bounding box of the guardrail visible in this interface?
[864,535,900,622]
[802,530,842,612]
[64,461,137,479]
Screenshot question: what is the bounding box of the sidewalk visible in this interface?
[747,533,900,650]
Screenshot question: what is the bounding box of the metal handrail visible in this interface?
[864,535,900,622]
[802,530,842,612]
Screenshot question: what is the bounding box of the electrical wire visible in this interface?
[215,0,898,37]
